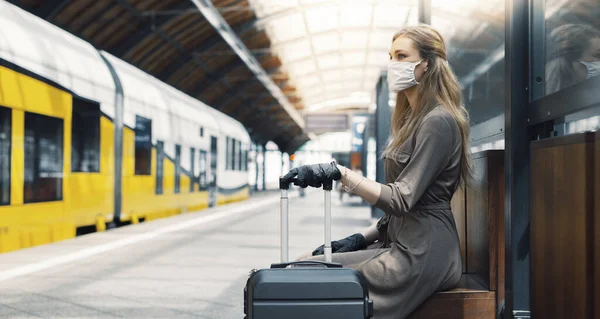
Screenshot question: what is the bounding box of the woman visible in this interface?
[545,23,600,95]
[281,24,472,319]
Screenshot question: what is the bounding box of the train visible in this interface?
[0,1,251,254]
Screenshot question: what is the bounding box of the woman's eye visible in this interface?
[397,54,406,59]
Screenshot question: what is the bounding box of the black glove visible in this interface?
[312,233,367,256]
[281,161,342,188]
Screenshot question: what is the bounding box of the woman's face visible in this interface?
[580,37,600,62]
[389,36,429,82]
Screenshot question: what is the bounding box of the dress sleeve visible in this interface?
[373,115,455,216]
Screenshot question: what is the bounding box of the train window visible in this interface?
[24,112,63,203]
[243,149,248,172]
[175,144,181,194]
[71,97,100,173]
[226,137,230,170]
[0,106,10,205]
[232,139,237,171]
[190,147,195,192]
[237,140,242,171]
[198,149,207,189]
[156,141,164,195]
[134,116,152,175]
[200,127,204,137]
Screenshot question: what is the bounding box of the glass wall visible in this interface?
[538,0,600,134]
[431,0,506,148]
[543,0,600,96]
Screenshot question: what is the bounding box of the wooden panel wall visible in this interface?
[530,132,595,319]
[466,153,489,283]
[465,150,504,293]
[450,185,467,273]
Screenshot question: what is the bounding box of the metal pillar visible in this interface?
[262,144,267,191]
[254,143,259,192]
[372,73,390,219]
[99,54,124,227]
[504,0,531,317]
[281,151,285,177]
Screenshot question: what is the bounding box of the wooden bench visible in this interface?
[407,150,504,319]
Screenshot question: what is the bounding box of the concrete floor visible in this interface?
[0,189,373,318]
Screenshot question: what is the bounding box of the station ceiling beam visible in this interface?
[190,0,305,130]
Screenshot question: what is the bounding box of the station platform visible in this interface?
[0,189,373,318]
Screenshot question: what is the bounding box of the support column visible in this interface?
[372,73,390,219]
[262,144,266,191]
[281,151,285,177]
[254,142,259,192]
[504,0,531,317]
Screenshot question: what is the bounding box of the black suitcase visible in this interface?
[243,178,374,319]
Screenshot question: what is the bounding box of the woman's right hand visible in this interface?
[281,161,341,188]
[312,233,367,256]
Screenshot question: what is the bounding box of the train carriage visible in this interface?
[0,1,251,254]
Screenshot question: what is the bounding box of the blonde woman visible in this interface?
[281,24,473,318]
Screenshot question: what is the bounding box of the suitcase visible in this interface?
[243,178,374,319]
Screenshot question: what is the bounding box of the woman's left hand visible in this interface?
[281,162,342,188]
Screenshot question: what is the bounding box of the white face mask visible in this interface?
[580,60,600,79]
[387,60,423,93]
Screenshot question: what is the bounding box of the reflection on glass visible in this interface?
[431,0,506,126]
[24,112,63,203]
[545,23,600,95]
[544,0,600,96]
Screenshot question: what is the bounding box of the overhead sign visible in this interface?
[304,113,349,133]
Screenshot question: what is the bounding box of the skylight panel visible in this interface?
[296,74,321,88]
[340,31,369,50]
[321,69,342,82]
[373,5,410,28]
[311,32,339,54]
[367,51,390,66]
[326,82,344,92]
[342,52,366,66]
[342,68,364,79]
[277,39,312,62]
[317,53,342,69]
[268,13,306,43]
[255,0,299,17]
[305,6,339,33]
[340,4,372,28]
[286,59,317,77]
[370,30,394,50]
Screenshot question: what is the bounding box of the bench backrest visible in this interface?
[450,150,505,297]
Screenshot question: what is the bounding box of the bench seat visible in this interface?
[407,274,495,319]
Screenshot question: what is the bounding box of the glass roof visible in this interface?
[248,0,509,113]
[248,0,419,112]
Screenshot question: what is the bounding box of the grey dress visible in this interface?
[303,106,463,319]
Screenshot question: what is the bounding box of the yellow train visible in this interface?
[0,2,251,254]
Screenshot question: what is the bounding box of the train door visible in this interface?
[208,136,218,207]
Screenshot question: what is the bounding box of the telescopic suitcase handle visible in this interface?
[279,177,334,263]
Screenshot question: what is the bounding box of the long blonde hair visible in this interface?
[382,25,473,186]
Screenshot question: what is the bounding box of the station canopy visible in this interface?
[8,0,507,152]
[248,0,419,113]
[248,0,507,124]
